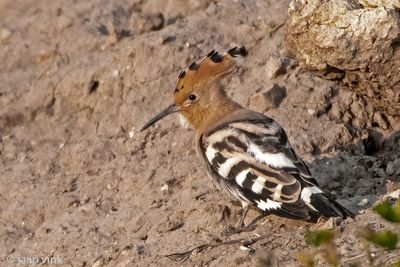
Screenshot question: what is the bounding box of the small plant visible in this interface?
[358,200,400,266]
[297,200,400,266]
[359,226,398,250]
[373,201,400,223]
[297,229,338,267]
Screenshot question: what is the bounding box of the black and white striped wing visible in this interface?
[200,119,325,220]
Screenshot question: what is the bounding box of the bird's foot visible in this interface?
[312,217,343,230]
[224,224,256,235]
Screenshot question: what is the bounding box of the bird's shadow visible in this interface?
[306,129,400,214]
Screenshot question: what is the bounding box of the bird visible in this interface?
[141,46,353,230]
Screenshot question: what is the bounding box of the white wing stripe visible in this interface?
[235,169,249,187]
[205,146,218,162]
[273,184,283,200]
[207,129,236,144]
[300,186,322,211]
[218,157,242,177]
[256,199,282,211]
[247,143,296,168]
[251,176,267,194]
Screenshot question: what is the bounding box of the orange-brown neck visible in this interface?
[181,88,241,134]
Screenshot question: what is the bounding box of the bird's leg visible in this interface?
[226,204,257,234]
[236,204,249,229]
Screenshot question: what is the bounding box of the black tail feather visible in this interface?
[309,193,354,219]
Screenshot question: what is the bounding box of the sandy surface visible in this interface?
[1,1,400,266]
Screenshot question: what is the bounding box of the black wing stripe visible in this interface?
[212,141,231,152]
[211,152,228,168]
[226,136,247,151]
[226,161,249,180]
[243,171,257,189]
[281,182,300,196]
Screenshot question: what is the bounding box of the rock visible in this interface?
[327,181,341,190]
[145,13,164,31]
[386,162,394,176]
[265,84,287,107]
[131,13,165,34]
[158,35,176,45]
[160,184,169,191]
[385,189,400,199]
[307,85,334,117]
[350,101,364,119]
[155,217,184,233]
[342,112,353,124]
[307,109,316,116]
[373,112,389,129]
[36,50,54,63]
[386,159,400,176]
[357,198,369,206]
[100,32,120,50]
[0,28,12,42]
[330,102,342,121]
[358,0,400,8]
[265,56,288,79]
[287,0,399,72]
[286,0,400,116]
[249,93,268,113]
[249,84,287,112]
[299,139,314,154]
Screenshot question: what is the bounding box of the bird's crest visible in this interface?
[174,46,248,94]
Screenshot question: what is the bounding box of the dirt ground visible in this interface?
[1,0,400,266]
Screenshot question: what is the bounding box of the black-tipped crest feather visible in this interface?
[228,45,248,57]
[175,46,248,91]
[210,52,223,63]
[178,70,186,78]
[189,62,199,70]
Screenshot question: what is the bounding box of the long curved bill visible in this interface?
[140,104,180,131]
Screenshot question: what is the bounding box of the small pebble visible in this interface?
[386,189,400,199]
[307,109,316,116]
[112,69,119,77]
[265,56,286,79]
[128,127,136,138]
[240,245,251,251]
[249,93,268,113]
[327,181,341,190]
[0,28,12,42]
[357,198,369,206]
[386,159,400,176]
[373,112,389,129]
[160,184,168,191]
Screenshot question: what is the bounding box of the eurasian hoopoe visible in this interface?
[141,46,352,229]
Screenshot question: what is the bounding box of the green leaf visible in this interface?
[305,229,336,247]
[373,201,400,223]
[360,227,398,250]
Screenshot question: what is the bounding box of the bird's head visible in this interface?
[141,46,248,132]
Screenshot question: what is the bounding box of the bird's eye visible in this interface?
[189,94,197,101]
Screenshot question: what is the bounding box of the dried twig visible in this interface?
[163,233,276,263]
[342,247,400,265]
